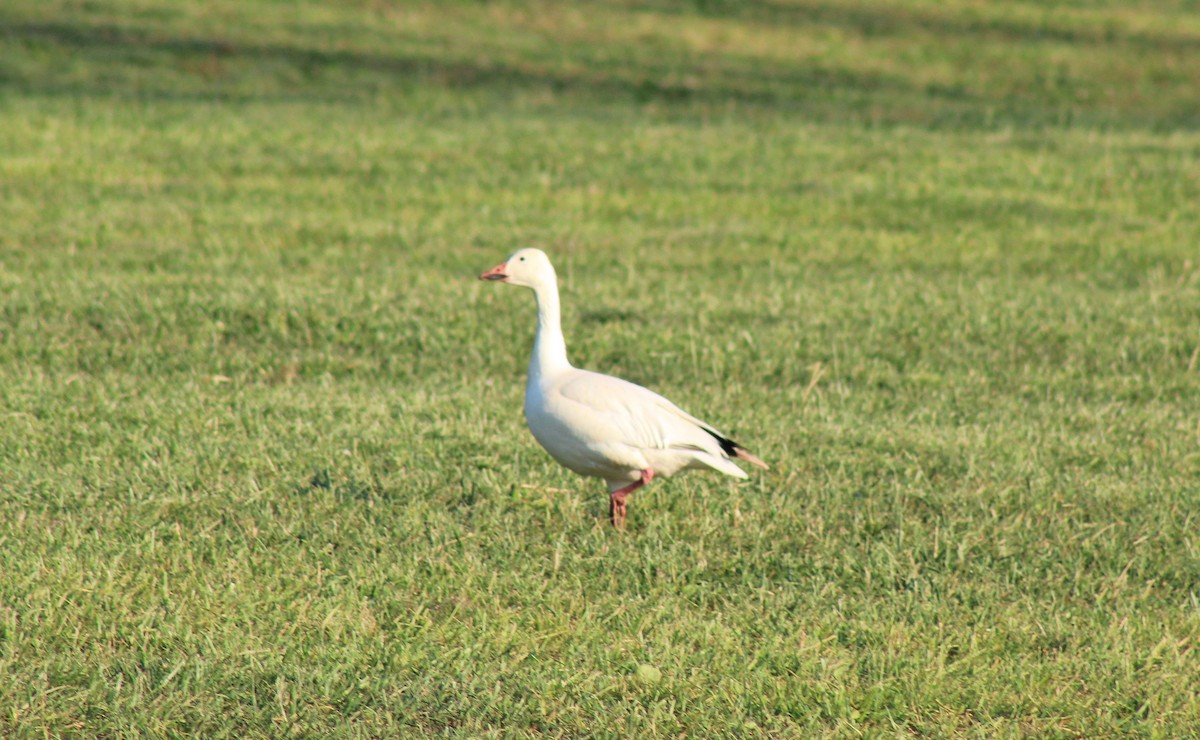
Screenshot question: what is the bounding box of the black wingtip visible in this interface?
[703,428,768,469]
[713,433,739,458]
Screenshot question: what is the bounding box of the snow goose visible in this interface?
[480,248,767,528]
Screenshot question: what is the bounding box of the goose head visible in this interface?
[479,248,557,290]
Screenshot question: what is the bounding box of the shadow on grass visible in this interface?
[626,0,1200,52]
[3,18,912,106]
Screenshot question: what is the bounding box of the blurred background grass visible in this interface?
[4,0,1200,126]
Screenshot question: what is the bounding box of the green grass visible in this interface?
[2,0,1200,735]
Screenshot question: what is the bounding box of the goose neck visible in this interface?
[529,279,571,381]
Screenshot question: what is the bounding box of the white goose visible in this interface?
[480,248,767,528]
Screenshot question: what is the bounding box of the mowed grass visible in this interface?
[2,0,1200,735]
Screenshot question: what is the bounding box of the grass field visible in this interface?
[2,0,1199,735]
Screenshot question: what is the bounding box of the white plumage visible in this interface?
[480,248,767,527]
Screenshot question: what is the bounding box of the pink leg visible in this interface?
[609,469,654,529]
